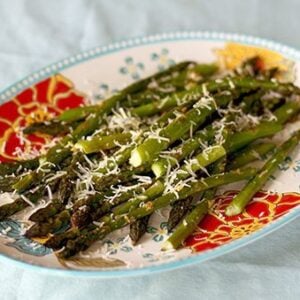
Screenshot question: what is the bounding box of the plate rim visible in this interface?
[0,31,300,278]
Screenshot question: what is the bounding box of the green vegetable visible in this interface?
[58,167,257,258]
[226,130,300,216]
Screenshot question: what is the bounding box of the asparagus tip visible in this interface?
[161,241,175,251]
[129,149,143,167]
[73,142,85,153]
[151,163,163,178]
[225,203,241,216]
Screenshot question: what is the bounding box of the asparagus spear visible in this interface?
[23,120,79,136]
[13,64,190,193]
[130,93,233,167]
[151,89,266,178]
[57,167,257,258]
[71,182,153,227]
[129,215,150,245]
[23,103,175,227]
[0,158,39,177]
[131,77,296,117]
[167,146,227,233]
[227,142,275,170]
[25,210,70,238]
[0,187,44,221]
[26,152,83,222]
[0,176,20,192]
[29,199,65,222]
[151,125,217,178]
[167,196,194,232]
[44,227,81,250]
[225,130,300,216]
[14,64,195,194]
[164,158,226,249]
[58,61,193,123]
[74,132,132,154]
[12,148,72,193]
[113,116,283,217]
[163,200,208,251]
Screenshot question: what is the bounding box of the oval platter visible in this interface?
[0,31,300,277]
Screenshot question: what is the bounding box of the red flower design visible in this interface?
[0,74,86,162]
[185,191,300,252]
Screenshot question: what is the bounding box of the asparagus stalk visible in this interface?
[130,93,233,167]
[112,180,165,215]
[131,77,296,118]
[58,167,257,258]
[25,210,70,238]
[164,158,226,249]
[26,152,83,222]
[23,120,79,136]
[0,176,20,193]
[167,196,194,232]
[0,187,44,221]
[29,199,65,222]
[113,116,282,217]
[166,144,228,233]
[0,158,39,177]
[227,142,275,170]
[225,130,300,216]
[129,215,150,245]
[70,182,154,228]
[12,147,72,193]
[58,61,193,123]
[151,89,267,178]
[74,132,132,154]
[151,126,216,178]
[14,64,189,193]
[164,201,208,251]
[44,227,81,250]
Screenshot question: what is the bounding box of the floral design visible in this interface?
[119,57,144,79]
[185,191,300,252]
[151,48,175,71]
[103,237,133,255]
[0,220,51,256]
[93,83,119,101]
[278,156,300,172]
[215,42,295,81]
[146,222,169,242]
[142,252,175,263]
[0,74,86,162]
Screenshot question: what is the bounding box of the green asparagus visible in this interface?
[226,130,300,216]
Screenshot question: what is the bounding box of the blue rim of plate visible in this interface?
[0,31,300,278]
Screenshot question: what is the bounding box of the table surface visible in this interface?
[1,0,300,299]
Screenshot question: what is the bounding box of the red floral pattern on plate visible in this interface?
[185,190,300,252]
[0,74,86,162]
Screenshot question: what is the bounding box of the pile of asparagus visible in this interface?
[0,57,300,259]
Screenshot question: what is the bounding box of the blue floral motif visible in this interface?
[151,48,175,71]
[278,156,300,172]
[119,57,144,79]
[146,222,169,242]
[0,220,51,256]
[94,83,119,101]
[142,252,175,263]
[293,159,300,172]
[103,237,133,255]
[142,253,158,262]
